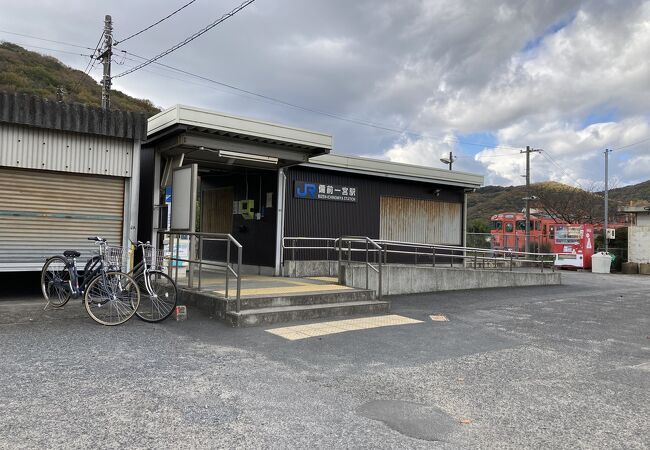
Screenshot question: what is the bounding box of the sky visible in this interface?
[1,0,649,188]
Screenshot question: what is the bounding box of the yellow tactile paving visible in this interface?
[306,276,340,283]
[266,314,423,340]
[214,283,353,297]
[429,314,449,322]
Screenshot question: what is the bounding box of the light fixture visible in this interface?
[440,152,457,170]
[216,149,278,165]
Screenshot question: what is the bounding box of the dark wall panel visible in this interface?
[284,166,464,241]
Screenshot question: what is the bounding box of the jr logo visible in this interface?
[296,182,317,199]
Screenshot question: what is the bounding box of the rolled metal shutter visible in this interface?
[0,167,124,271]
[379,196,462,245]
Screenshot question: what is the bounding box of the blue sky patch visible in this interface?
[522,13,577,53]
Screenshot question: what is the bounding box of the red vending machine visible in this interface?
[553,224,595,269]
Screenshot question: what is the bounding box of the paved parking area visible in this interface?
[0,271,648,449]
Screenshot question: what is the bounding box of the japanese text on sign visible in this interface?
[294,181,357,202]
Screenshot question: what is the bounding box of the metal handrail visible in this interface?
[337,236,383,299]
[283,236,557,273]
[158,231,243,312]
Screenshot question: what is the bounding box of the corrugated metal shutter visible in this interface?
[0,167,124,271]
[379,196,461,245]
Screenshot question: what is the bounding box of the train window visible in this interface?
[549,226,555,239]
[543,224,547,235]
[505,222,514,232]
[491,220,503,231]
[535,221,541,231]
[516,220,526,230]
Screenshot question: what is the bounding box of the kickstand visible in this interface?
[43,301,62,311]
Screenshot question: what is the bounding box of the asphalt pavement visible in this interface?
[0,270,648,449]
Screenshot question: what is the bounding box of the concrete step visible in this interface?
[226,300,391,327]
[237,289,375,310]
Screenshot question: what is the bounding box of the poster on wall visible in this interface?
[294,181,357,202]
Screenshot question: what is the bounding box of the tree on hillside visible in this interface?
[531,182,619,224]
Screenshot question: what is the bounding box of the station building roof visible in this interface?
[306,153,484,189]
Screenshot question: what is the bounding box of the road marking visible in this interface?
[215,284,353,297]
[267,314,423,340]
[429,314,449,322]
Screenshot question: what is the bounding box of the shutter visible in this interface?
[379,196,462,245]
[0,167,124,271]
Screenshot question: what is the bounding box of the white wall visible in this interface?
[628,226,650,263]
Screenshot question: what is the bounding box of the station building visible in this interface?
[140,105,484,275]
[0,93,146,271]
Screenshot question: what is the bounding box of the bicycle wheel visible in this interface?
[84,271,140,326]
[41,256,72,307]
[135,271,177,322]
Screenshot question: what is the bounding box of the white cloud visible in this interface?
[2,0,649,187]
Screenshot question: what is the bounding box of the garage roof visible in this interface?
[305,153,484,188]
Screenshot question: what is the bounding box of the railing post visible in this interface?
[292,239,297,277]
[432,247,436,267]
[167,233,173,278]
[174,234,180,285]
[474,251,477,269]
[236,245,242,313]
[347,241,352,272]
[188,235,194,289]
[365,239,369,290]
[225,241,231,299]
[198,235,203,291]
[378,244,383,299]
[541,254,544,273]
[509,251,513,271]
[338,238,343,285]
[450,249,454,268]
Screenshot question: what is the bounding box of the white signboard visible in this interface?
[170,164,197,231]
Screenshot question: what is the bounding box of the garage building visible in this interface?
[0,93,146,271]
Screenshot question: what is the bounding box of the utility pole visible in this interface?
[604,148,612,252]
[99,15,113,110]
[521,146,542,253]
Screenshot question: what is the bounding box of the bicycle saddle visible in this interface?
[64,250,81,258]
[87,236,106,242]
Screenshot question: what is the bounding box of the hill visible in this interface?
[467,179,650,230]
[0,42,159,115]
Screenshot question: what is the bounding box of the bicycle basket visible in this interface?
[144,247,165,270]
[104,246,129,269]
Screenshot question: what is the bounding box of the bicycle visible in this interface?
[130,240,178,322]
[40,237,141,326]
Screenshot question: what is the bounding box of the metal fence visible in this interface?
[158,231,243,312]
[283,236,557,298]
[466,232,552,253]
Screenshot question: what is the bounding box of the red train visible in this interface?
[489,212,595,269]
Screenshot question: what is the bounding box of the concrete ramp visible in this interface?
[341,264,561,296]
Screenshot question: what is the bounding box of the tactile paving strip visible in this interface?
[266,314,423,340]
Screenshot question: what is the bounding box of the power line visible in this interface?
[113,0,256,79]
[0,41,92,57]
[0,29,95,50]
[114,0,199,46]
[118,48,522,151]
[611,136,650,150]
[70,30,105,94]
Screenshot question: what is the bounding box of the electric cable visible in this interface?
[0,29,95,50]
[114,0,200,46]
[113,0,256,79]
[118,48,522,150]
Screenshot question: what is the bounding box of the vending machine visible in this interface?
[553,224,595,269]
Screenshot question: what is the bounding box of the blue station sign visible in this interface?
[294,181,357,202]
